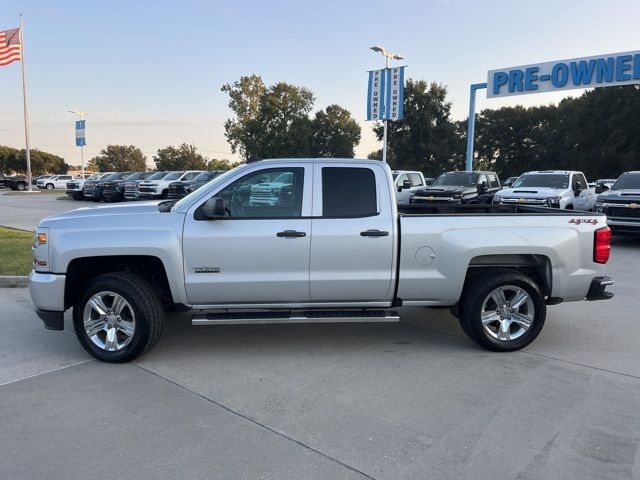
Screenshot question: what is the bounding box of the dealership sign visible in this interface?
[487,50,640,98]
[75,120,86,146]
[366,67,405,121]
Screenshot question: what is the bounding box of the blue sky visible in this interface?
[1,0,639,166]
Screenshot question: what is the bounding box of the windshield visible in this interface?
[87,174,101,179]
[163,172,182,181]
[146,172,168,180]
[100,173,121,181]
[612,173,640,190]
[173,165,246,211]
[511,174,569,189]
[194,171,219,182]
[125,172,145,181]
[431,172,478,187]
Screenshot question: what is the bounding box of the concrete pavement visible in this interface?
[1,235,639,479]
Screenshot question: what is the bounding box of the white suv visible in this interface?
[37,175,74,190]
[138,171,203,199]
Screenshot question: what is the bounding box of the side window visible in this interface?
[183,172,197,181]
[577,174,588,190]
[60,176,71,180]
[489,174,500,188]
[217,168,304,218]
[477,174,488,187]
[395,173,408,186]
[322,167,377,217]
[571,174,581,190]
[409,173,424,187]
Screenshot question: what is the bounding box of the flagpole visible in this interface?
[382,55,389,163]
[19,14,32,191]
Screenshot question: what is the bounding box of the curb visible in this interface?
[0,276,28,288]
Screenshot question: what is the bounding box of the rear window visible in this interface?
[322,167,377,217]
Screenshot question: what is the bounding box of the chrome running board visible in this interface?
[192,310,400,325]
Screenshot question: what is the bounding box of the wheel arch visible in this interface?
[65,255,174,310]
[465,254,552,298]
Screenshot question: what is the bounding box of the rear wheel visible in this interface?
[73,272,164,362]
[46,183,54,190]
[458,270,546,351]
[16,182,26,191]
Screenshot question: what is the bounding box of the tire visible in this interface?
[73,272,164,363]
[16,182,26,191]
[161,190,168,199]
[73,193,83,200]
[458,270,546,352]
[46,183,54,190]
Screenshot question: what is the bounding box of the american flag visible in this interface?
[0,27,21,67]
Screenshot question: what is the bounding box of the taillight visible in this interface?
[593,226,611,264]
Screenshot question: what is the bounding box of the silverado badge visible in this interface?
[629,203,638,209]
[194,266,221,273]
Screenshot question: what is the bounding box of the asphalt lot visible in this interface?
[1,190,640,479]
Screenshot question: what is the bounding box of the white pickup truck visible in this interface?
[393,170,428,205]
[29,159,613,362]
[494,170,596,211]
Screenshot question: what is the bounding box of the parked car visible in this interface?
[102,172,153,202]
[167,170,224,199]
[594,178,617,194]
[29,158,613,363]
[494,170,596,211]
[138,171,202,200]
[32,174,53,186]
[36,174,74,190]
[5,175,29,191]
[393,170,428,205]
[411,171,501,205]
[83,172,132,202]
[501,176,520,188]
[595,171,640,234]
[123,171,162,200]
[66,173,113,201]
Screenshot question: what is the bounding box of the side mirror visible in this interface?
[478,181,488,192]
[201,197,226,219]
[573,187,582,196]
[400,180,412,190]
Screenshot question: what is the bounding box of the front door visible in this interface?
[309,164,396,302]
[183,165,312,305]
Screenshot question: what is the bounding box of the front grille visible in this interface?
[605,205,640,218]
[500,198,547,205]
[139,187,155,193]
[251,189,275,199]
[67,182,78,189]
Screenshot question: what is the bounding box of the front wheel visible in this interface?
[73,272,164,362]
[458,270,546,351]
[46,183,54,190]
[16,182,26,191]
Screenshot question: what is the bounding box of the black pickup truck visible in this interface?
[410,171,501,205]
[4,174,29,191]
[595,171,640,234]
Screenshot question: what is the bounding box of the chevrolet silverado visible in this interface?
[29,159,613,362]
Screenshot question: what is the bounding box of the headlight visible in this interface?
[453,193,463,199]
[32,227,50,271]
[493,195,502,204]
[547,196,561,207]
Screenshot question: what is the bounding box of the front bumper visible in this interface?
[102,189,124,200]
[29,271,66,329]
[607,218,640,233]
[586,276,614,301]
[410,197,462,205]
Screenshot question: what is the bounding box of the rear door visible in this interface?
[309,163,395,302]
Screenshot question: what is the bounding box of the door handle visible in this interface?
[276,230,307,238]
[360,229,389,237]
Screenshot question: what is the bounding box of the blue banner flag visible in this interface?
[75,120,86,146]
[366,69,385,120]
[384,66,405,121]
[367,67,405,121]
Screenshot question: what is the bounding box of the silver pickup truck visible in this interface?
[29,159,614,362]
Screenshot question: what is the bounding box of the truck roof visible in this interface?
[252,158,384,166]
[524,170,580,175]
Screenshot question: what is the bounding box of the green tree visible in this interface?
[89,145,147,172]
[373,80,463,176]
[0,146,68,174]
[367,150,382,160]
[223,75,363,160]
[310,105,361,157]
[153,143,208,170]
[208,158,239,170]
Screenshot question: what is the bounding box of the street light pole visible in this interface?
[68,110,91,176]
[370,46,404,163]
